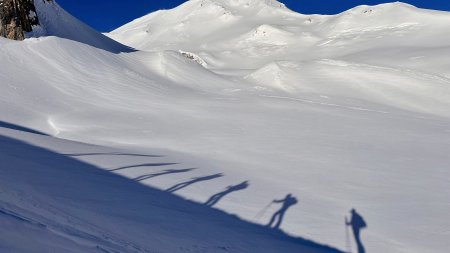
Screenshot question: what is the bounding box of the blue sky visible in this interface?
[56,0,450,32]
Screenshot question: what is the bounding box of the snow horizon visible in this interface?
[53,0,450,32]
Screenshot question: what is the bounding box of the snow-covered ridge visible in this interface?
[26,0,131,52]
[0,0,46,40]
[107,0,450,118]
[198,0,286,9]
[108,0,299,51]
[109,1,450,52]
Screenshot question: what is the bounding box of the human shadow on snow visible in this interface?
[166,173,224,193]
[267,194,299,230]
[346,209,367,253]
[109,163,178,172]
[134,168,197,182]
[205,181,250,207]
[0,126,345,253]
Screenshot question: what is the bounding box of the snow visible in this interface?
[1,1,450,253]
[1,127,343,253]
[26,0,132,53]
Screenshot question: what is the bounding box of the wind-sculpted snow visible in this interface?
[1,1,450,253]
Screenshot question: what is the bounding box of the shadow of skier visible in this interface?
[267,194,298,230]
[205,181,249,207]
[135,168,196,181]
[346,209,367,253]
[166,173,224,193]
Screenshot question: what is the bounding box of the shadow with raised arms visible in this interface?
[110,163,178,172]
[205,181,250,207]
[134,168,197,182]
[166,173,224,193]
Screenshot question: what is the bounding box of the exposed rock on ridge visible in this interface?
[0,0,52,40]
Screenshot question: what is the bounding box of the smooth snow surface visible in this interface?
[1,1,450,253]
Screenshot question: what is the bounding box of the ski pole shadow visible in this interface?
[205,181,250,207]
[166,173,224,193]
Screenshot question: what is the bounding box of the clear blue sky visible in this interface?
[56,0,450,32]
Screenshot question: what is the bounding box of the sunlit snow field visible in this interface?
[1,1,450,253]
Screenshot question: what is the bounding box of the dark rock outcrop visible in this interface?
[0,0,51,40]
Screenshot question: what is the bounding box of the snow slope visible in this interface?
[1,1,450,253]
[109,1,450,117]
[0,125,342,253]
[27,0,132,53]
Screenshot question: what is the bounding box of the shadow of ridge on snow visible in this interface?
[0,121,49,136]
[65,152,163,158]
[0,133,344,253]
